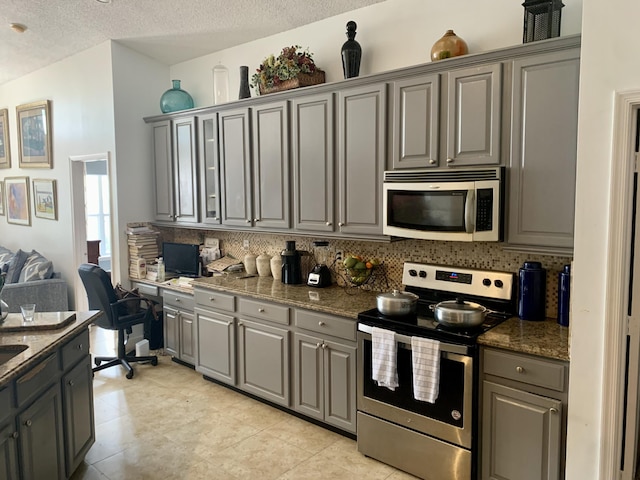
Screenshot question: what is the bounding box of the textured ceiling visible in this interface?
[0,0,387,86]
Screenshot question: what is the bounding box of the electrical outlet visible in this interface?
[243,240,250,249]
[335,251,342,261]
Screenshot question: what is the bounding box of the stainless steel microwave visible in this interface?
[383,167,504,242]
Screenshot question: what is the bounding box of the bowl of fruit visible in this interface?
[342,255,381,286]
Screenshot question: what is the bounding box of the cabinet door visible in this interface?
[18,384,65,480]
[292,93,335,232]
[237,318,290,407]
[482,381,562,480]
[293,333,323,421]
[152,120,174,222]
[199,113,221,225]
[179,310,196,365]
[219,108,253,227]
[163,305,180,358]
[337,84,387,236]
[252,101,290,229]
[173,117,199,223]
[0,422,18,480]
[445,64,502,166]
[196,308,236,385]
[506,49,580,252]
[391,74,441,169]
[62,358,95,477]
[323,339,357,434]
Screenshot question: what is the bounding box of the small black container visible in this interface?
[518,261,547,321]
[557,264,571,326]
[281,240,302,285]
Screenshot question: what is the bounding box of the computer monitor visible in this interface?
[162,242,200,277]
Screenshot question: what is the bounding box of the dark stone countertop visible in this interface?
[0,311,100,387]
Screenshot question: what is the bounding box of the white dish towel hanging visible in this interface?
[411,336,441,403]
[371,326,399,391]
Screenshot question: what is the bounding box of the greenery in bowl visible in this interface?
[251,45,318,91]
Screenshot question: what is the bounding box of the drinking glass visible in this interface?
[20,304,36,322]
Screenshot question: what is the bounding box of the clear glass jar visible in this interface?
[212,64,230,105]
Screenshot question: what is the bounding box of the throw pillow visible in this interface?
[18,250,54,282]
[5,249,29,284]
[0,247,13,271]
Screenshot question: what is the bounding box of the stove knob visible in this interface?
[482,278,491,286]
[409,269,418,277]
[419,270,427,278]
[494,280,504,288]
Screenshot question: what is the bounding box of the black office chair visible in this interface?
[78,264,158,379]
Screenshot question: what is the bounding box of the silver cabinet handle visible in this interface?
[318,321,325,327]
[550,407,559,414]
[175,298,181,303]
[209,297,216,302]
[446,158,454,163]
[338,222,344,227]
[326,222,331,226]
[515,366,524,373]
[254,218,260,222]
[77,344,83,351]
[25,420,32,427]
[11,432,18,439]
[168,215,173,219]
[316,343,322,349]
[68,380,74,387]
[246,219,251,223]
[429,159,436,165]
[321,343,327,350]
[238,322,244,326]
[258,308,265,313]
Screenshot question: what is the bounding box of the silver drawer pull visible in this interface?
[25,420,32,427]
[175,298,181,302]
[321,343,327,350]
[446,158,454,163]
[516,366,525,373]
[316,343,322,349]
[318,321,325,327]
[209,297,216,301]
[549,407,559,414]
[258,308,265,313]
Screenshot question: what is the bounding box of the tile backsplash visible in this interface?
[155,227,571,319]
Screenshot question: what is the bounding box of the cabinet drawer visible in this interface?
[483,348,566,392]
[163,291,195,310]
[194,289,235,312]
[61,329,90,371]
[16,353,60,407]
[0,383,14,423]
[238,298,289,325]
[295,309,356,341]
[132,281,159,297]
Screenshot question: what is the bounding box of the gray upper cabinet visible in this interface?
[151,117,199,224]
[198,113,221,225]
[337,83,387,236]
[219,108,252,227]
[391,73,440,169]
[506,48,580,253]
[251,101,290,229]
[444,63,502,167]
[292,92,335,233]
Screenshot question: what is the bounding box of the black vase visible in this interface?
[239,66,251,99]
[341,21,362,79]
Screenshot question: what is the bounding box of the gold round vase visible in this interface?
[431,30,468,61]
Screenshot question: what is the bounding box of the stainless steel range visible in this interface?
[357,262,516,480]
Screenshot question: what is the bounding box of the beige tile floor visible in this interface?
[70,325,417,480]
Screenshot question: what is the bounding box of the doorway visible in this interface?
[70,153,114,311]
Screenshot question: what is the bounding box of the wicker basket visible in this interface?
[259,70,325,95]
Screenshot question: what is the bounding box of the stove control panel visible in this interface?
[402,262,514,301]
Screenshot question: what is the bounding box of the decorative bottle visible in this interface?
[270,254,283,281]
[557,264,571,326]
[430,30,468,62]
[244,253,257,275]
[518,261,546,321]
[239,66,251,99]
[156,257,165,282]
[160,79,194,113]
[212,64,230,104]
[341,21,362,79]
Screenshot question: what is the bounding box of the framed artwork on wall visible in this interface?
[16,100,52,169]
[5,176,31,226]
[33,178,57,220]
[0,181,4,215]
[0,108,10,168]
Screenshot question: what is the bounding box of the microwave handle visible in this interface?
[464,189,475,233]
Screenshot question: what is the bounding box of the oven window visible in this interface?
[387,190,466,232]
[362,338,465,428]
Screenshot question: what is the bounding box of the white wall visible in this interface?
[0,42,116,308]
[170,0,583,109]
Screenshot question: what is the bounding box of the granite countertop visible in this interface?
[478,317,570,362]
[192,275,379,319]
[0,311,100,387]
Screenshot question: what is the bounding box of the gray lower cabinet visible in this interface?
[195,307,236,385]
[163,291,196,365]
[292,92,335,233]
[337,83,387,236]
[506,48,580,253]
[481,347,568,480]
[293,332,357,434]
[237,317,290,407]
[0,329,95,480]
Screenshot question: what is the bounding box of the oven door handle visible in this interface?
[357,323,469,356]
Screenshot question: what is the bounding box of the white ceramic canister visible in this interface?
[244,253,257,275]
[270,254,283,281]
[256,253,272,277]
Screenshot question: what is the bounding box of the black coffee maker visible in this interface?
[281,241,303,285]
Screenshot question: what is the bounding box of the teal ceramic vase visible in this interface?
[160,79,194,113]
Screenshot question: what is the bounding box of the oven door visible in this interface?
[357,324,474,448]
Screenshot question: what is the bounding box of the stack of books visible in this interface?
[127,224,160,279]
